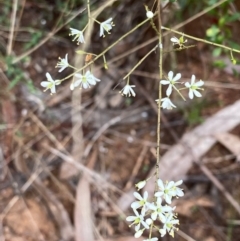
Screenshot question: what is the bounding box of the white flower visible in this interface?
[120,84,136,97]
[156,97,176,110]
[135,180,146,190]
[155,180,184,204]
[126,208,149,232]
[143,238,158,241]
[71,70,100,90]
[131,191,150,210]
[149,197,173,221]
[100,18,114,37]
[159,213,179,238]
[160,71,181,96]
[41,72,61,94]
[159,43,163,49]
[170,36,187,48]
[146,11,154,19]
[56,54,69,72]
[69,28,85,44]
[185,75,204,99]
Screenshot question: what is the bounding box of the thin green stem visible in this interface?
[149,222,153,239]
[154,0,162,195]
[127,76,130,85]
[123,45,158,80]
[92,18,101,24]
[82,23,89,32]
[173,85,186,101]
[150,18,160,37]
[68,64,77,70]
[60,17,151,82]
[162,26,240,54]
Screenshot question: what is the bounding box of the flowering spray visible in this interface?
[41,0,239,239]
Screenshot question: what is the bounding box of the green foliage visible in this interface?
[0,2,11,26]
[5,56,35,92]
[184,101,205,126]
[177,0,240,65]
[205,0,240,64]
[24,31,42,51]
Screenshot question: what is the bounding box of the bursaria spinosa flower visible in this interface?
[149,197,173,221]
[131,191,150,210]
[160,71,181,96]
[41,73,61,94]
[69,28,85,44]
[171,36,187,48]
[56,54,69,72]
[185,75,204,99]
[120,84,136,97]
[100,18,114,37]
[71,70,100,90]
[156,97,176,110]
[126,208,149,232]
[159,213,179,237]
[155,180,184,204]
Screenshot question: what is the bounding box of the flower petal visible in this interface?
[193,90,202,97]
[166,85,172,96]
[191,75,195,85]
[196,80,204,87]
[133,192,142,200]
[173,73,181,81]
[46,72,53,82]
[157,179,164,190]
[126,216,136,221]
[175,180,183,186]
[41,81,49,87]
[189,89,194,99]
[168,71,173,80]
[160,80,170,85]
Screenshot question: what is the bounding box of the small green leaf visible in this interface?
[206,25,220,38]
[218,17,226,27]
[213,47,222,57]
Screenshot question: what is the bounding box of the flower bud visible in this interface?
[135,180,146,190]
[146,11,154,19]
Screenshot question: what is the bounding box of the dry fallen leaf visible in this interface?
[75,174,94,241]
[215,132,240,161]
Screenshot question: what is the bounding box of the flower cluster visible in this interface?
[41,17,114,94]
[156,70,204,109]
[126,179,184,239]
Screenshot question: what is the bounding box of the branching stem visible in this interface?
[162,26,240,54]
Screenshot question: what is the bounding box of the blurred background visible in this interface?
[0,0,240,240]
